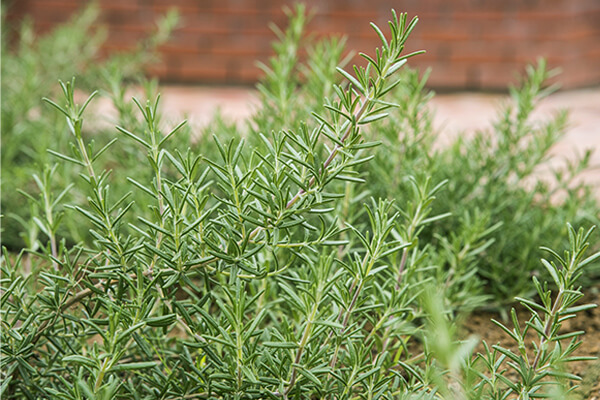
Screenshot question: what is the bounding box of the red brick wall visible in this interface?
[6,0,600,90]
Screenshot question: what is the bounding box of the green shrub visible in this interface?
[245,7,599,309]
[1,5,598,399]
[248,14,600,309]
[1,3,180,250]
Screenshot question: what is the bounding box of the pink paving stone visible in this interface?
[158,85,599,164]
[428,88,600,199]
[157,86,260,128]
[90,84,600,198]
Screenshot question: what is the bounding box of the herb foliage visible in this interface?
[1,5,598,400]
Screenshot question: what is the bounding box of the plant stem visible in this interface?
[94,358,109,392]
[329,279,365,370]
[531,289,564,372]
[30,257,217,345]
[285,97,370,210]
[395,247,409,290]
[283,296,320,397]
[42,187,59,271]
[246,96,371,243]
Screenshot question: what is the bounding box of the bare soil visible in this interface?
[460,284,600,399]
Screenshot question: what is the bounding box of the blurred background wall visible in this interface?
[5,0,600,90]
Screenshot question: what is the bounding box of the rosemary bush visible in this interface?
[1,3,180,250]
[246,10,600,308]
[1,6,599,399]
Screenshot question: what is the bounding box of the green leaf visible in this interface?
[92,138,118,162]
[580,250,600,267]
[546,370,582,381]
[492,345,521,363]
[551,330,585,341]
[297,366,322,386]
[334,175,365,183]
[116,322,145,345]
[47,149,85,166]
[358,112,388,125]
[563,303,597,314]
[116,125,151,149]
[42,97,70,118]
[350,141,381,149]
[109,361,158,372]
[263,341,298,349]
[146,314,177,327]
[313,320,344,330]
[7,329,23,341]
[370,22,389,51]
[159,119,187,146]
[540,259,561,287]
[63,355,97,369]
[385,59,407,77]
[0,376,12,396]
[336,67,365,94]
[278,282,305,311]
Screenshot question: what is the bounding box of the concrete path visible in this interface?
[429,89,600,193]
[126,85,599,197]
[157,85,599,180]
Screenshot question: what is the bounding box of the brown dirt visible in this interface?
[459,284,600,399]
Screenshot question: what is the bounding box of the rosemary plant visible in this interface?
[419,225,600,400]
[1,3,179,250]
[1,6,598,400]
[478,225,600,399]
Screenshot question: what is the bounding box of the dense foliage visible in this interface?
[1,4,180,250]
[1,5,599,399]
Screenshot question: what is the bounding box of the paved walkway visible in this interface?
[157,85,599,182]
[429,89,600,194]
[140,85,600,197]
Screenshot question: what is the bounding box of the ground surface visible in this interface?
[93,85,600,196]
[461,284,600,399]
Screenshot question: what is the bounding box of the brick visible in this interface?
[238,62,264,81]
[584,46,600,58]
[447,40,515,63]
[419,61,471,89]
[560,62,600,87]
[27,2,78,25]
[476,61,524,89]
[150,0,203,14]
[98,1,141,12]
[178,14,231,35]
[515,10,579,20]
[145,61,169,79]
[6,0,600,89]
[102,43,137,53]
